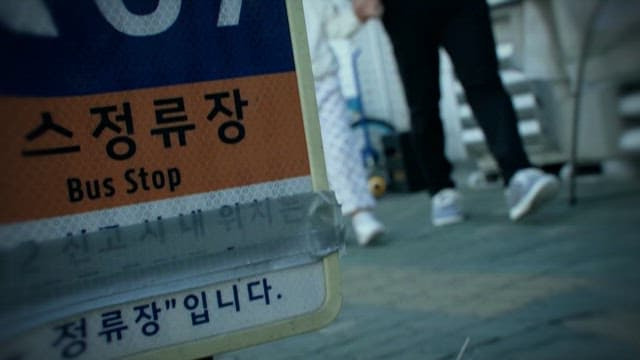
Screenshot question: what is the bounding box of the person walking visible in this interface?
[381,0,559,225]
[303,0,387,245]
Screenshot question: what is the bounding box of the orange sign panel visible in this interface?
[0,73,310,224]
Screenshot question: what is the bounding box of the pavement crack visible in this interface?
[436,309,607,360]
[546,309,604,326]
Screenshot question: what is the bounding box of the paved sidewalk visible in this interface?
[220,172,640,359]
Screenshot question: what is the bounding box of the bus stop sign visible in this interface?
[0,1,342,359]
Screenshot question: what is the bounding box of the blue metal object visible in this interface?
[344,50,394,170]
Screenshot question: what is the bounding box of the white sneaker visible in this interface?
[506,168,559,221]
[431,188,464,226]
[352,211,385,246]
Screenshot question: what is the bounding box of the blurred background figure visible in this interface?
[302,0,386,246]
[380,0,560,226]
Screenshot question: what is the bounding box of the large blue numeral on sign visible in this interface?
[95,0,243,36]
[0,0,244,37]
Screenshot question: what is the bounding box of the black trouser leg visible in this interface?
[441,0,531,184]
[382,1,454,195]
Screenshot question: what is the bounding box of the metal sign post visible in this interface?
[0,1,342,359]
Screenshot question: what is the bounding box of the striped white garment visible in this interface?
[314,75,376,215]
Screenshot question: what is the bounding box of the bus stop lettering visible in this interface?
[67,167,182,203]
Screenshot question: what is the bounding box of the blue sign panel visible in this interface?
[0,0,295,96]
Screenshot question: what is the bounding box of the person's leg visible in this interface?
[441,0,558,220]
[382,1,455,196]
[315,75,384,244]
[440,0,531,184]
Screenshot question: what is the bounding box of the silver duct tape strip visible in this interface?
[0,190,345,342]
[0,176,314,247]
